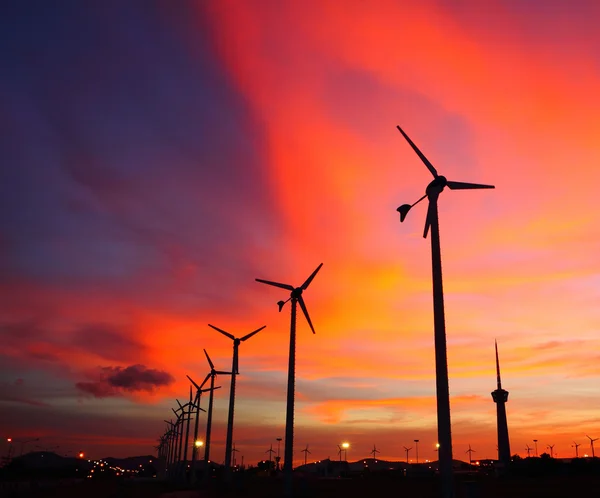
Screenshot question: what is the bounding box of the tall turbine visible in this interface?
[266,444,276,465]
[396,125,494,498]
[256,263,323,494]
[403,446,412,463]
[586,435,598,458]
[525,444,532,458]
[210,323,265,474]
[547,444,555,458]
[201,349,231,466]
[491,340,511,466]
[573,441,581,458]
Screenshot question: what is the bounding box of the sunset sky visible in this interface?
[2,1,600,465]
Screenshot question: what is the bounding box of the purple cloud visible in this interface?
[76,364,174,398]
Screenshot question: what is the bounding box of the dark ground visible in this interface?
[5,473,600,498]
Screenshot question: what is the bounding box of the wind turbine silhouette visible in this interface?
[187,373,219,478]
[403,446,412,463]
[547,444,555,458]
[586,435,598,458]
[525,444,532,458]
[200,349,231,467]
[266,444,276,464]
[337,444,343,462]
[465,444,476,467]
[210,324,265,474]
[395,125,494,498]
[573,441,581,458]
[301,444,311,466]
[256,263,323,494]
[370,444,380,460]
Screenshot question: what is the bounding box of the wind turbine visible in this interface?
[266,444,276,466]
[465,444,476,467]
[573,441,581,458]
[232,442,240,467]
[187,374,219,478]
[301,444,311,466]
[547,444,555,458]
[525,444,532,458]
[396,125,494,498]
[337,444,343,462]
[586,435,598,458]
[403,446,412,463]
[201,349,231,467]
[255,263,323,492]
[210,323,265,474]
[370,444,380,460]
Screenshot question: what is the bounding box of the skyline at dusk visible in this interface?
[2,1,600,466]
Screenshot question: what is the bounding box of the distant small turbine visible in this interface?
[465,444,476,467]
[266,444,276,463]
[525,444,532,458]
[403,446,412,463]
[586,435,598,458]
[231,442,240,467]
[256,263,323,493]
[210,323,265,474]
[573,441,581,458]
[370,444,380,460]
[547,444,555,458]
[301,444,311,466]
[396,125,494,498]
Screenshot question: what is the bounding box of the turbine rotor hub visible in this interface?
[291,287,303,298]
[426,175,447,195]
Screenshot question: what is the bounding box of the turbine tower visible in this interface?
[586,435,598,458]
[256,263,323,495]
[403,446,412,463]
[573,441,581,458]
[210,323,265,474]
[491,340,511,466]
[396,125,494,498]
[525,444,532,458]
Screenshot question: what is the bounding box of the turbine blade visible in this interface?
[241,325,266,342]
[301,263,323,290]
[187,375,201,391]
[200,373,211,389]
[446,181,495,190]
[199,407,206,412]
[208,324,235,340]
[397,125,438,178]
[204,349,215,370]
[423,200,434,239]
[176,399,183,409]
[215,370,232,376]
[202,385,221,392]
[298,296,316,334]
[255,278,294,291]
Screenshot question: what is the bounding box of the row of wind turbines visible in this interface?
[157,264,324,492]
[155,125,494,498]
[154,125,594,498]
